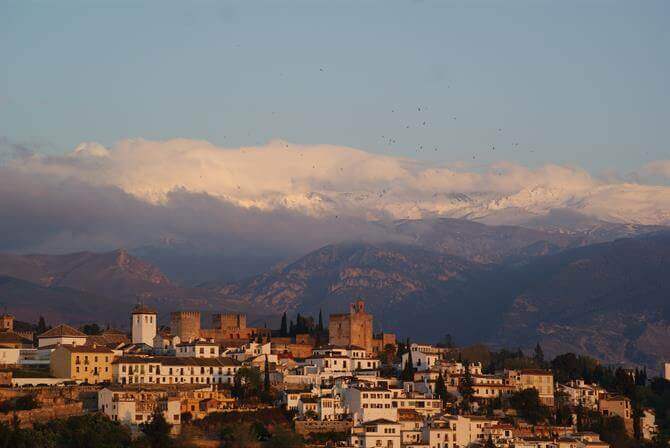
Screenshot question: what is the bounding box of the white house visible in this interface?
[557,380,603,410]
[402,351,439,372]
[224,341,271,362]
[98,385,181,426]
[175,340,220,358]
[37,324,88,348]
[340,385,398,423]
[641,408,658,441]
[350,419,402,448]
[113,355,242,386]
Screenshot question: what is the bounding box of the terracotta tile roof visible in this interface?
[113,355,241,367]
[360,419,399,425]
[86,333,128,347]
[176,341,219,347]
[519,369,553,375]
[59,344,114,354]
[398,409,423,421]
[38,324,86,339]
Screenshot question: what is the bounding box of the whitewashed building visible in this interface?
[113,355,242,386]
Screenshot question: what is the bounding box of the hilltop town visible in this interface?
[0,300,668,448]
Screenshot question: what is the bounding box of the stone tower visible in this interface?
[131,304,157,346]
[213,313,247,330]
[170,311,201,342]
[328,299,373,352]
[0,313,14,332]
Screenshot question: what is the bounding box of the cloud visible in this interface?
[641,160,670,179]
[1,138,669,255]
[0,165,402,255]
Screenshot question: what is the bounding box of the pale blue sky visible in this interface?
[1,0,668,173]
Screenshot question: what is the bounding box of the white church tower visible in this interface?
[131,303,157,346]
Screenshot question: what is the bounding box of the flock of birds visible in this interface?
[211,64,541,213]
[215,62,537,165]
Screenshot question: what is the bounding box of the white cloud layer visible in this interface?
[9,138,670,226]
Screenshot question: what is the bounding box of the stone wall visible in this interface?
[0,402,83,427]
[294,419,353,435]
[213,313,247,330]
[2,385,101,411]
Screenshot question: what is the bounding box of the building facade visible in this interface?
[50,344,114,383]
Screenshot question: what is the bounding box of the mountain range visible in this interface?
[0,249,236,326]
[1,217,668,369]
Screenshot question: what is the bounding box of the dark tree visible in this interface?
[140,407,173,448]
[318,309,324,332]
[509,388,550,424]
[438,334,455,348]
[36,316,47,335]
[534,342,545,366]
[263,355,271,400]
[459,366,475,412]
[295,313,303,334]
[402,349,415,381]
[80,323,102,335]
[266,425,304,448]
[435,373,449,405]
[280,313,288,337]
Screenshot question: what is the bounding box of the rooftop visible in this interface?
[361,418,400,426]
[59,344,114,354]
[38,324,86,339]
[113,355,241,367]
[132,304,157,315]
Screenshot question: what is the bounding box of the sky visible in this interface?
[2,0,669,174]
[1,1,670,257]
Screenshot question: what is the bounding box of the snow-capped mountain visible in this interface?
[6,138,670,230]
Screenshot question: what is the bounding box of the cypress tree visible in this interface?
[435,372,448,404]
[36,316,47,334]
[402,349,415,381]
[280,312,287,336]
[459,365,475,412]
[318,309,324,332]
[263,355,271,400]
[534,342,545,366]
[296,313,303,333]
